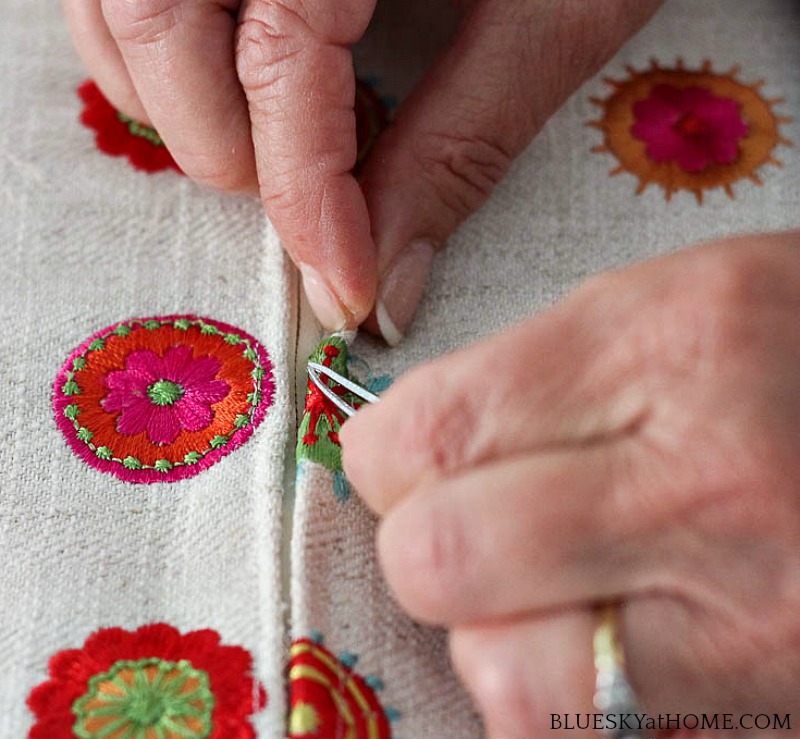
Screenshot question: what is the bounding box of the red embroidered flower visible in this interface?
[288,637,395,738]
[78,80,182,174]
[631,84,748,172]
[103,346,230,446]
[27,623,266,739]
[53,316,274,484]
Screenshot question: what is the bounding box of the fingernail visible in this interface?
[375,240,436,346]
[299,264,348,332]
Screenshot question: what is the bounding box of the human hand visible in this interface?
[341,231,800,737]
[63,0,661,339]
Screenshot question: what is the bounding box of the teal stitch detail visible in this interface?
[384,707,402,722]
[63,404,81,420]
[123,456,142,470]
[333,471,351,501]
[365,675,385,691]
[62,380,81,396]
[309,630,325,644]
[338,652,358,669]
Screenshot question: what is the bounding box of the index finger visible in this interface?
[236,0,378,330]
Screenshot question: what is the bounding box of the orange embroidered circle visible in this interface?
[53,316,274,483]
[589,59,792,202]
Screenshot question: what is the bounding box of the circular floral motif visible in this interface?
[53,315,274,483]
[78,80,183,174]
[72,658,214,738]
[589,59,792,202]
[288,637,394,739]
[27,623,266,739]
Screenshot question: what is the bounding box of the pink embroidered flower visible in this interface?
[631,84,748,172]
[103,345,230,446]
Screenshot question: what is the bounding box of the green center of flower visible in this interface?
[147,379,184,406]
[72,657,214,739]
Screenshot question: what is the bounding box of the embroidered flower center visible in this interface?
[147,379,184,406]
[72,657,214,739]
[674,110,709,138]
[630,84,750,173]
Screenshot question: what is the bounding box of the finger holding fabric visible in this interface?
[342,231,800,729]
[360,0,664,344]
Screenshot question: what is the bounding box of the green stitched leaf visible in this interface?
[154,459,173,473]
[113,324,131,336]
[95,446,113,460]
[123,456,142,470]
[243,347,257,362]
[200,324,219,335]
[296,336,358,472]
[62,380,81,396]
[209,435,228,449]
[77,427,93,442]
[143,320,160,330]
[173,319,191,330]
[251,367,264,382]
[234,414,249,429]
[224,333,241,345]
[88,338,105,352]
[72,357,86,371]
[183,451,202,465]
[63,404,81,420]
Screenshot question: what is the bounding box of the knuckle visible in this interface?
[394,365,484,478]
[450,637,538,736]
[102,0,180,44]
[415,130,513,221]
[180,154,255,192]
[235,4,308,96]
[393,501,471,619]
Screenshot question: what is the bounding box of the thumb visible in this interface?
[360,0,663,345]
[237,0,378,331]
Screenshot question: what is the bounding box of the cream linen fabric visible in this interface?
[0,2,293,736]
[291,1,800,738]
[1,0,799,737]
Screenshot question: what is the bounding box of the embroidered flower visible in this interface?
[53,316,273,484]
[631,85,748,172]
[27,623,266,739]
[103,346,230,446]
[78,80,182,174]
[296,336,391,493]
[288,634,398,738]
[589,59,792,202]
